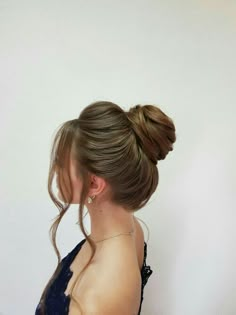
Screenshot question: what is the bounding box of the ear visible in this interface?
[88,174,107,197]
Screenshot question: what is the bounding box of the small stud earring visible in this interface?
[87,195,95,204]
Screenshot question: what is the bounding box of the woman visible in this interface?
[35,101,176,315]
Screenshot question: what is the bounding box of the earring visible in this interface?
[87,195,95,204]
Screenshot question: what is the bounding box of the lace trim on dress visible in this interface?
[137,241,153,315]
[141,242,153,287]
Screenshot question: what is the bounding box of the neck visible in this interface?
[85,199,135,242]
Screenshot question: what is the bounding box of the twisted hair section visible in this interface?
[126,104,176,164]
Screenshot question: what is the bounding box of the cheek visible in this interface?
[71,176,82,203]
[56,173,68,202]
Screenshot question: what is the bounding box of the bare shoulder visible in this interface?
[68,215,145,314]
[83,268,141,314]
[69,237,142,314]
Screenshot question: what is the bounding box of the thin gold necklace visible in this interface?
[90,229,135,243]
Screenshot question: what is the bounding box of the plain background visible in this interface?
[0,1,235,314]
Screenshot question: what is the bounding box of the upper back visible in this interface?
[69,216,149,314]
[35,216,153,315]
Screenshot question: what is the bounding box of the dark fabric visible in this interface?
[35,238,153,315]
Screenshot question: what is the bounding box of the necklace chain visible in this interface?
[90,229,134,243]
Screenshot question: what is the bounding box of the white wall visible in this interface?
[0,1,235,314]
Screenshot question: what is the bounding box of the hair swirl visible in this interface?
[126,104,176,164]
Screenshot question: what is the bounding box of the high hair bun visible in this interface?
[126,104,176,163]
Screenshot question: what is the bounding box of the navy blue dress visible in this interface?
[35,238,153,315]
